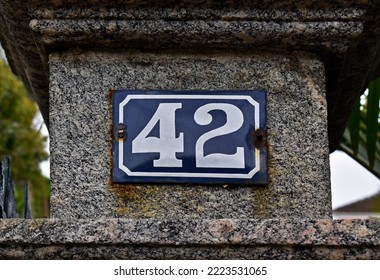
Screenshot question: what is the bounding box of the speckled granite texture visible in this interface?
[1,1,380,260]
[49,50,331,220]
[0,219,379,259]
[1,1,380,151]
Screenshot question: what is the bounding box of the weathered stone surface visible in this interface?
[0,0,379,260]
[49,50,331,219]
[0,219,379,259]
[1,0,380,151]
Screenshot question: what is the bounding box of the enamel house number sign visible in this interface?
[112,90,267,184]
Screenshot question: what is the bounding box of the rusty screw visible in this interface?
[116,123,127,140]
[252,128,267,149]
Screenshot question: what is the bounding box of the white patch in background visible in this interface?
[33,112,50,178]
[0,44,7,63]
[330,150,380,209]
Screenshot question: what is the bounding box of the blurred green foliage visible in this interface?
[0,59,49,217]
[339,77,380,180]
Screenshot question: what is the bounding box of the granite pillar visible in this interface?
[1,1,380,259]
[49,50,331,219]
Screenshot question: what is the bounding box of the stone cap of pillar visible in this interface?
[1,0,380,151]
[0,218,380,259]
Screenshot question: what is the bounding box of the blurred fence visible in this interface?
[0,155,32,218]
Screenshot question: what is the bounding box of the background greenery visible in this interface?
[339,78,380,180]
[0,59,50,218]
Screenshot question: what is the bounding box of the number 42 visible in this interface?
[131,103,246,169]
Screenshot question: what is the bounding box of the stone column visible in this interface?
[49,50,331,219]
[2,0,380,260]
[1,1,380,220]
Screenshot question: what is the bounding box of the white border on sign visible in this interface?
[118,95,260,179]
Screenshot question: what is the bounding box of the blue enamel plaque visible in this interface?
[112,90,267,184]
